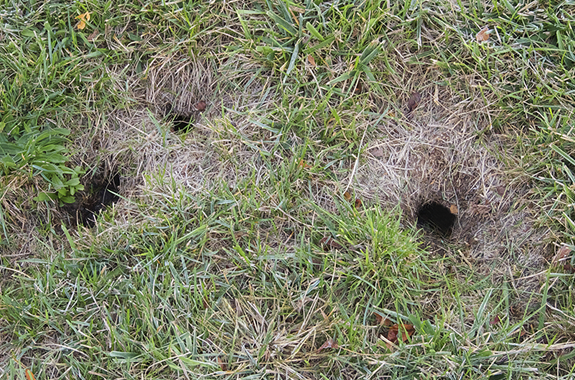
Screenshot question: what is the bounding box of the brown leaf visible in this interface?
[25,369,36,380]
[406,92,421,113]
[75,12,90,30]
[217,356,228,371]
[490,315,500,325]
[318,338,338,351]
[565,262,575,274]
[307,55,316,66]
[319,236,343,250]
[298,159,311,168]
[387,324,415,343]
[401,324,415,342]
[449,204,458,215]
[354,198,362,208]
[476,27,490,42]
[87,28,99,41]
[194,101,206,112]
[552,245,572,265]
[343,191,352,201]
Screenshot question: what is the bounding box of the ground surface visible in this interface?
[1,1,575,379]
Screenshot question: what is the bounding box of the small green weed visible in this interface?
[0,121,84,204]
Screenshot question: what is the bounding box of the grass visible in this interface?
[2,0,575,379]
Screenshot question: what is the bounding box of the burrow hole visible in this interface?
[165,101,206,133]
[63,169,121,227]
[416,201,457,237]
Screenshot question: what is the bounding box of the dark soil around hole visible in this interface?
[62,171,121,227]
[417,201,457,237]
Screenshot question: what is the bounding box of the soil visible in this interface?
[61,169,121,227]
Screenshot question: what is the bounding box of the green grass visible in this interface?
[0,182,545,379]
[2,0,575,379]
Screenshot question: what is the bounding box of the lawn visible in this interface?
[1,0,575,379]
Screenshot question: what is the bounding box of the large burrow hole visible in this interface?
[416,201,457,237]
[62,168,122,228]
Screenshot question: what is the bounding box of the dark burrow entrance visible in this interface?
[171,113,194,132]
[62,169,121,227]
[416,201,457,237]
[164,101,206,133]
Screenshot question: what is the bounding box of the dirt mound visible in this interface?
[357,82,550,289]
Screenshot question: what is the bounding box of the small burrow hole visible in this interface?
[171,113,194,132]
[63,170,122,227]
[416,201,457,237]
[164,103,195,133]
